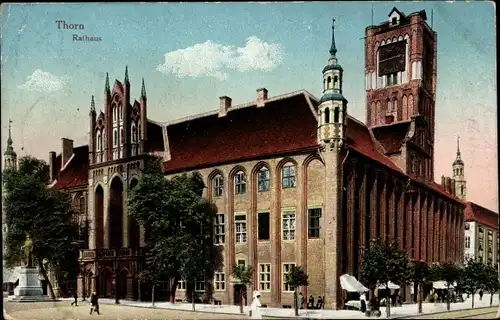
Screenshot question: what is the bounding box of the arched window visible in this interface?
[119,105,123,120]
[327,76,332,89]
[96,130,102,151]
[112,105,117,122]
[334,107,339,123]
[282,163,296,189]
[131,123,138,143]
[333,76,339,89]
[213,175,223,197]
[79,196,86,216]
[113,129,118,147]
[324,108,330,123]
[235,171,246,194]
[257,167,270,192]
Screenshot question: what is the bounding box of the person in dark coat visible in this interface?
[90,292,100,315]
[70,291,78,306]
[307,295,314,309]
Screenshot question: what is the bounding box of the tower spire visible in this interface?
[125,65,129,83]
[105,72,110,92]
[455,135,462,163]
[4,119,17,162]
[329,18,337,58]
[141,78,146,98]
[90,95,95,112]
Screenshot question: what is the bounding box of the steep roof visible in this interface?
[371,121,411,154]
[163,91,318,173]
[465,202,499,230]
[52,145,89,190]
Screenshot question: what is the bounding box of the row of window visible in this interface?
[176,263,297,293]
[212,164,296,197]
[94,121,140,163]
[214,208,322,245]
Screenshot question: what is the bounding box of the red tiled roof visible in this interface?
[163,93,318,173]
[465,202,499,230]
[371,121,410,154]
[53,145,89,190]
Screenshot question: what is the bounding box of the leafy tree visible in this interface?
[3,156,82,300]
[232,265,253,314]
[359,238,410,318]
[285,265,309,316]
[128,158,221,304]
[409,261,431,314]
[433,261,461,311]
[480,264,499,306]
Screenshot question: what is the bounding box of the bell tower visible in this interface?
[453,136,466,200]
[318,17,346,310]
[4,120,17,171]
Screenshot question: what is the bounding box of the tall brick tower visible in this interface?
[364,7,437,182]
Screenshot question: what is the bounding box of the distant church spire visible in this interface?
[454,135,463,165]
[141,78,146,98]
[329,18,338,58]
[125,65,129,83]
[4,120,17,170]
[90,95,95,113]
[105,72,110,93]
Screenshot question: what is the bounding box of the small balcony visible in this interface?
[79,247,146,262]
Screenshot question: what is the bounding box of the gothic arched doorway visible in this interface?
[109,177,124,249]
[129,179,140,248]
[116,269,128,300]
[99,268,113,298]
[95,185,104,249]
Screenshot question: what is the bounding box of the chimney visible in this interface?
[49,151,57,182]
[218,96,232,117]
[450,178,456,195]
[445,177,452,194]
[441,175,446,188]
[61,138,74,167]
[256,88,268,107]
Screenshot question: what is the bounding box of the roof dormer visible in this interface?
[388,7,403,26]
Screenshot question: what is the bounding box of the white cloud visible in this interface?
[17,69,71,93]
[157,36,283,80]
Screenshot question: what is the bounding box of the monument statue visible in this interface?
[22,234,34,267]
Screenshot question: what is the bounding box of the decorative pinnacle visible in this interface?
[5,119,16,157]
[7,119,13,145]
[90,95,95,112]
[456,136,461,159]
[141,78,146,98]
[105,72,110,92]
[329,18,337,58]
[125,65,129,83]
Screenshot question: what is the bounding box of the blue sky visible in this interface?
[1,2,497,211]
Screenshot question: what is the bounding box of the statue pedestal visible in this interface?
[12,267,50,302]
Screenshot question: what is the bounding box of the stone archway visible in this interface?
[95,185,104,249]
[116,269,128,299]
[129,179,140,248]
[99,268,113,298]
[109,177,124,249]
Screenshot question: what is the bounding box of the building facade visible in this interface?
[463,204,499,266]
[48,8,466,309]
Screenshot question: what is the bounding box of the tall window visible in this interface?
[214,272,225,291]
[282,210,296,241]
[235,214,247,244]
[465,236,470,249]
[324,107,330,123]
[195,277,205,292]
[282,163,296,189]
[258,212,270,241]
[113,129,118,147]
[235,171,246,194]
[213,175,223,197]
[258,167,270,192]
[333,107,339,123]
[308,208,322,239]
[131,123,138,156]
[464,222,470,230]
[214,214,225,244]
[259,264,271,291]
[282,263,295,292]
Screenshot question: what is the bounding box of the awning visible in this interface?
[377,281,400,290]
[433,281,454,289]
[339,274,369,292]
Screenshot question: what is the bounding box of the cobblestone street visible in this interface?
[4,300,246,320]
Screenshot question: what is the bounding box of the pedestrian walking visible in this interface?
[90,292,100,315]
[70,291,78,306]
[249,290,263,319]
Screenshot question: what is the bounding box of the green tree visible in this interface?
[433,261,461,311]
[285,265,309,316]
[409,261,431,314]
[359,238,410,318]
[128,158,221,304]
[3,156,82,300]
[232,265,253,314]
[480,263,499,307]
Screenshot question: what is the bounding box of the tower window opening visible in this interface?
[324,108,330,123]
[327,76,332,89]
[333,76,339,89]
[392,17,397,25]
[333,107,339,123]
[461,186,464,194]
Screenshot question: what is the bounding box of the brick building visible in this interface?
[47,7,465,309]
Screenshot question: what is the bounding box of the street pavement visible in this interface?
[4,299,246,320]
[404,306,499,319]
